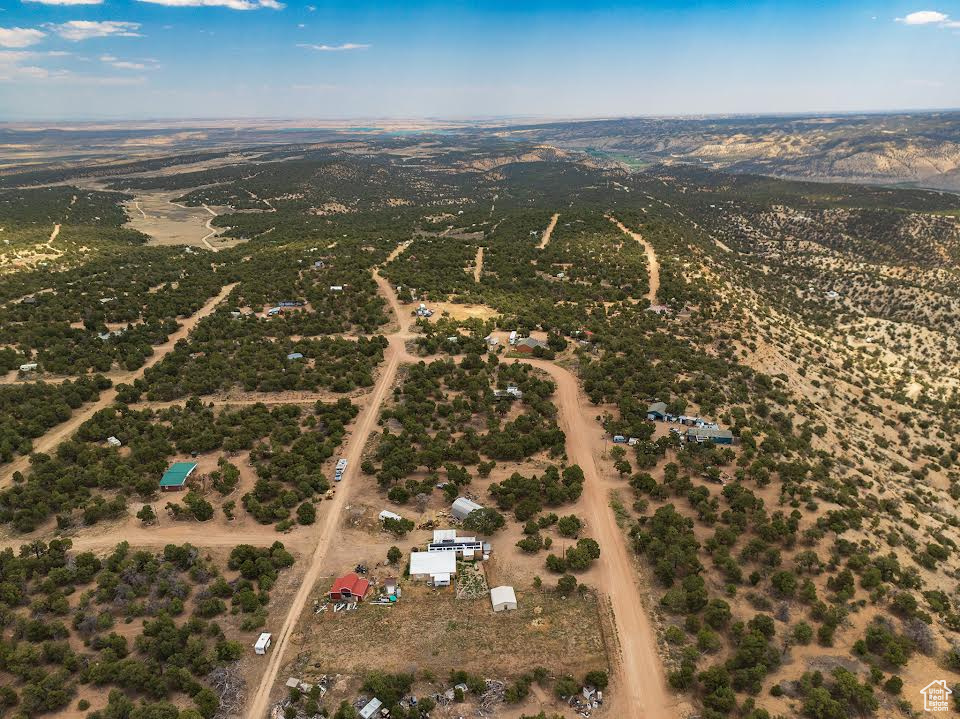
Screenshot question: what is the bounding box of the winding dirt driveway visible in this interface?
[505,357,674,719]
[0,283,237,488]
[608,215,660,306]
[200,204,220,252]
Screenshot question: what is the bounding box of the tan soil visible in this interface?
[538,213,560,250]
[123,190,239,250]
[425,302,500,323]
[473,245,484,283]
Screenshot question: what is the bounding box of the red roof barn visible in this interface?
[328,572,370,601]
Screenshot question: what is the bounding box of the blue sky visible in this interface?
[0,0,957,120]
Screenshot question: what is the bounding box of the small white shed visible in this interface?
[379,510,403,523]
[254,632,272,655]
[106,436,122,448]
[490,585,518,612]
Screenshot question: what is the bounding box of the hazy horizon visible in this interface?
[4,106,960,128]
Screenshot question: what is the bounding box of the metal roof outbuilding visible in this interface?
[159,461,198,489]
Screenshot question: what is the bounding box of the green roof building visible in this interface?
[160,461,198,491]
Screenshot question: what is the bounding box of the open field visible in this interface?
[124,191,239,249]
[296,583,608,681]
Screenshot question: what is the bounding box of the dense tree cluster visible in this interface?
[228,245,389,334]
[370,356,564,503]
[0,376,109,463]
[489,465,584,520]
[138,314,386,400]
[0,245,224,375]
[0,397,356,531]
[0,539,294,716]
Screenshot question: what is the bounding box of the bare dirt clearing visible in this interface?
[123,190,239,249]
[425,301,500,323]
[298,582,607,691]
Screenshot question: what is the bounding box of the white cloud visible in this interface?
[0,49,64,82]
[0,27,46,48]
[0,51,37,65]
[0,50,146,84]
[99,53,156,70]
[51,20,142,41]
[22,0,104,5]
[895,10,960,30]
[297,42,370,52]
[136,0,283,9]
[896,10,949,24]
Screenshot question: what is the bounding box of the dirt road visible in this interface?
[43,223,63,257]
[538,212,560,250]
[0,283,236,488]
[505,357,673,719]
[473,246,484,283]
[383,240,412,265]
[0,525,314,554]
[246,256,412,719]
[200,204,220,252]
[138,392,348,411]
[608,215,660,306]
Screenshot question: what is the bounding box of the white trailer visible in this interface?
[254,632,272,655]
